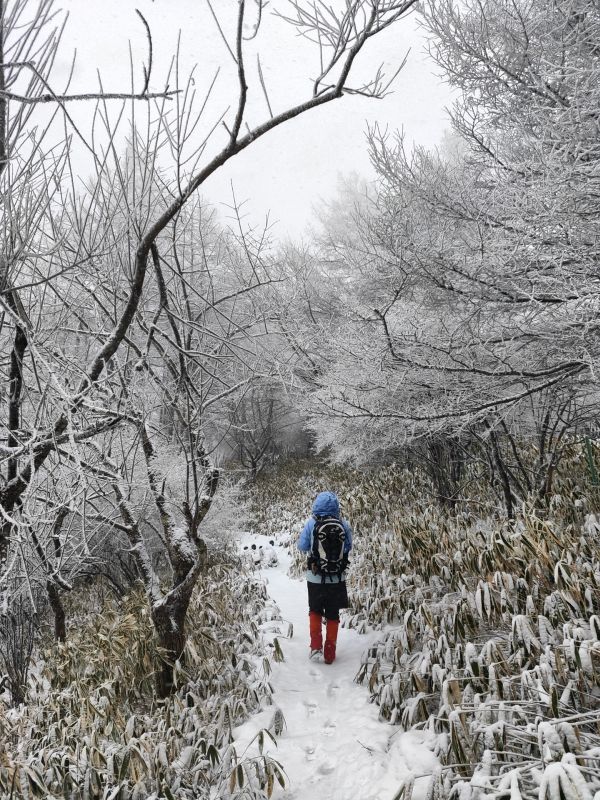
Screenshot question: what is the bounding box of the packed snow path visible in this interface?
[235,537,438,800]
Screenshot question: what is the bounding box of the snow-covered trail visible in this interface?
[234,539,438,800]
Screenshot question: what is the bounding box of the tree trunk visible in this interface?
[46,582,66,642]
[0,520,10,591]
[485,423,516,519]
[151,594,190,699]
[426,438,464,510]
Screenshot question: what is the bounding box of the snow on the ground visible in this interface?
[234,535,439,800]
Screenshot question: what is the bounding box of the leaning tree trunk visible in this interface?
[123,424,215,698]
[148,533,208,699]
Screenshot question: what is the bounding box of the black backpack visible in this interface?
[308,516,348,582]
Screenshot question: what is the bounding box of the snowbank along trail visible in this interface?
[235,536,438,800]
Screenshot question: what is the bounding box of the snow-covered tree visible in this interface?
[293,0,600,507]
[0,0,420,694]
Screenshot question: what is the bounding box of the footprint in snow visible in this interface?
[327,682,341,696]
[303,700,318,716]
[322,720,337,736]
[309,668,320,680]
[317,757,336,775]
[304,745,316,762]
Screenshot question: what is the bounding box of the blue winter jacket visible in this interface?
[297,491,352,584]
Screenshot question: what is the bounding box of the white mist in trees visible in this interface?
[218,383,310,478]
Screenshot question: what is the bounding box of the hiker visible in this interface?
[297,491,352,664]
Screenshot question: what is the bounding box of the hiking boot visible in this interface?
[324,619,339,664]
[309,648,323,661]
[323,641,336,664]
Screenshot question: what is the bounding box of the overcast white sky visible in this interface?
[57,1,453,238]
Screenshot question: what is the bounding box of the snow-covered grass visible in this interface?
[2,456,599,799]
[249,458,600,800]
[0,562,282,799]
